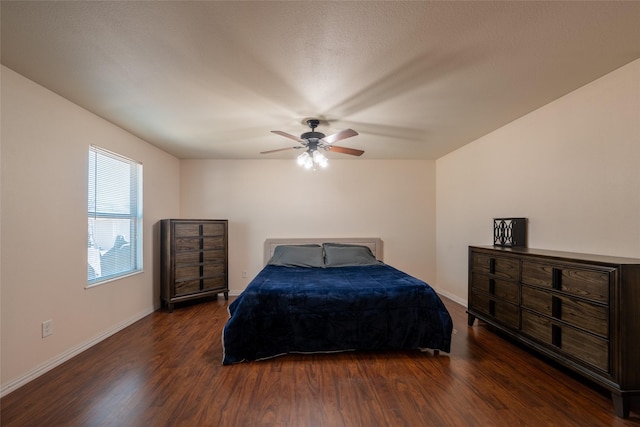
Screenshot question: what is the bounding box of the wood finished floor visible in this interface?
[1,296,639,427]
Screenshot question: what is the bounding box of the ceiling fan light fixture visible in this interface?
[313,150,328,168]
[297,151,315,169]
[297,149,328,170]
[297,151,310,166]
[304,157,314,169]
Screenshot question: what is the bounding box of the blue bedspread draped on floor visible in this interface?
[222,264,453,365]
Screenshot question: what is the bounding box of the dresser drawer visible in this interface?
[175,251,200,264]
[521,286,608,336]
[175,237,201,252]
[471,273,519,304]
[174,223,201,237]
[202,276,227,291]
[203,249,225,262]
[202,236,225,250]
[470,291,519,328]
[521,261,610,304]
[174,249,225,264]
[203,263,225,277]
[175,265,200,280]
[521,310,609,372]
[175,236,225,252]
[175,279,200,296]
[175,277,227,295]
[202,222,226,236]
[472,253,520,280]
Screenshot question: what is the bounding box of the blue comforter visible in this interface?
[222,264,453,364]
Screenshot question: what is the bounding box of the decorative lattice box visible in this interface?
[493,218,527,247]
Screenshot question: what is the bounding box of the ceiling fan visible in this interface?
[261,119,363,169]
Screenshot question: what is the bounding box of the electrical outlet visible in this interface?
[242,271,248,278]
[42,320,53,338]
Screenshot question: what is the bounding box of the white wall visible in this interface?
[435,58,640,304]
[0,66,181,394]
[180,159,436,294]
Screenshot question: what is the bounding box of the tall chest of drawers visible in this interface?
[468,245,640,418]
[161,219,228,312]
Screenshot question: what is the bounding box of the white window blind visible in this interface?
[88,146,142,285]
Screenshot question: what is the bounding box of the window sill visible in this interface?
[86,269,143,289]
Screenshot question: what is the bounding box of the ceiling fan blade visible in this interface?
[327,145,364,156]
[271,130,303,142]
[260,147,301,154]
[320,128,358,145]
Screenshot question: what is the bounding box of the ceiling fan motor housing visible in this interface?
[302,119,324,140]
[300,131,325,140]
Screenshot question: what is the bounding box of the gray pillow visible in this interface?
[323,243,380,267]
[267,244,325,268]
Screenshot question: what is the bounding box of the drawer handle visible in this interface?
[552,268,562,290]
[489,279,496,295]
[552,324,562,347]
[552,296,562,319]
[489,258,496,274]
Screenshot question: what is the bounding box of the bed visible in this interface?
[222,238,453,365]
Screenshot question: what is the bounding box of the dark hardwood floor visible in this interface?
[2,296,638,426]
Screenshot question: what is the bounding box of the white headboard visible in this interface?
[264,238,383,265]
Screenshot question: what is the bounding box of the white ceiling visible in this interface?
[2,1,639,160]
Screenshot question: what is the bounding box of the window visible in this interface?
[87,146,142,286]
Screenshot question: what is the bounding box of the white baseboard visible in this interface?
[435,288,467,308]
[0,306,157,398]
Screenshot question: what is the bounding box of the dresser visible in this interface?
[468,245,640,418]
[161,219,228,312]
